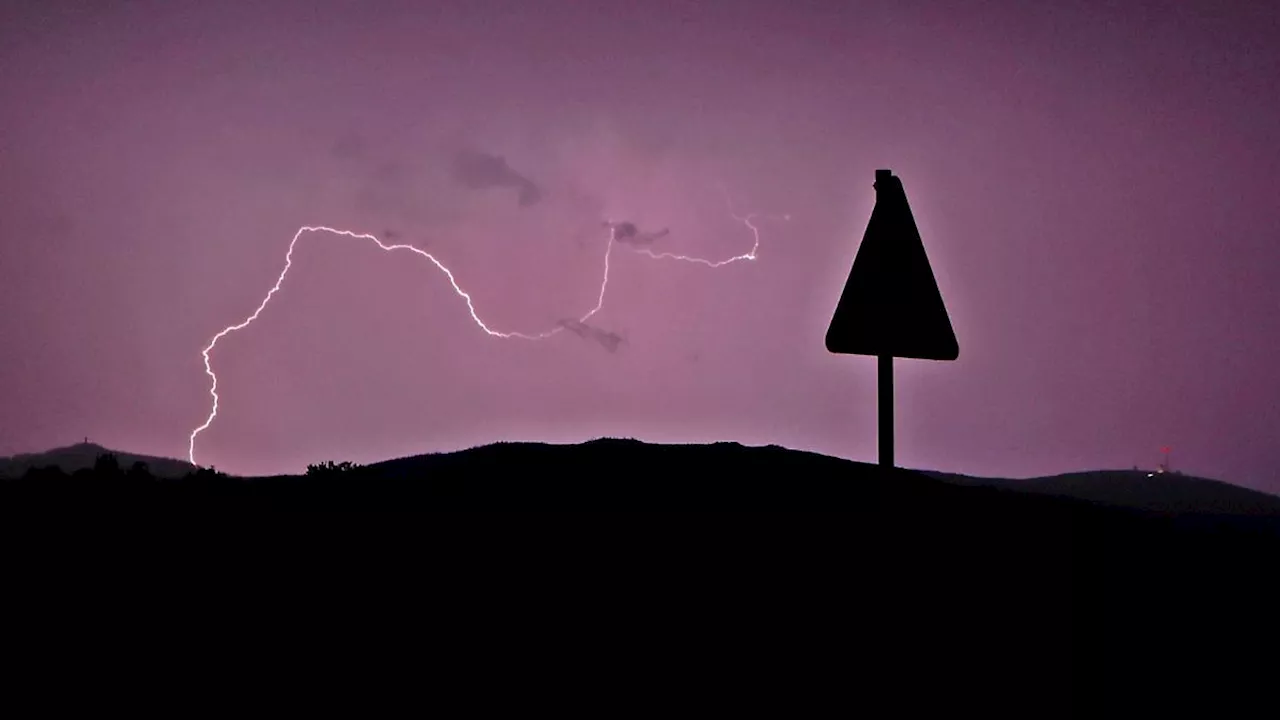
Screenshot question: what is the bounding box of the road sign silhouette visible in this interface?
[826,169,958,361]
[825,169,958,469]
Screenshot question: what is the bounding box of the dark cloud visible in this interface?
[606,221,669,245]
[558,319,624,353]
[450,149,542,208]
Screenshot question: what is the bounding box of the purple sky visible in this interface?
[2,1,1278,491]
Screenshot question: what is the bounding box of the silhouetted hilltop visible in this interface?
[337,436,1143,513]
[923,468,1280,516]
[199,438,954,511]
[4,438,1277,523]
[4,436,1277,715]
[0,442,196,480]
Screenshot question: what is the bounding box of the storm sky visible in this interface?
[2,1,1278,491]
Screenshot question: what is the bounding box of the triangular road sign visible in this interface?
[826,169,958,361]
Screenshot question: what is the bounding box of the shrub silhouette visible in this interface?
[306,460,360,476]
[21,465,67,482]
[184,466,229,481]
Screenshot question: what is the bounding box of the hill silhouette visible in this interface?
[4,437,1277,520]
[2,437,1277,714]
[0,441,196,480]
[924,468,1280,516]
[5,438,1278,549]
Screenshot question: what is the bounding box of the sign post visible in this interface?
[878,354,893,469]
[825,169,959,469]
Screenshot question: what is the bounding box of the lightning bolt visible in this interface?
[622,186,790,265]
[188,190,787,466]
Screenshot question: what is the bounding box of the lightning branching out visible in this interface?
[188,188,788,466]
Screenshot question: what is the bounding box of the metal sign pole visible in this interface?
[879,354,894,468]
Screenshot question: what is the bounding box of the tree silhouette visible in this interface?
[22,465,66,481]
[185,466,228,481]
[94,453,121,477]
[306,460,360,476]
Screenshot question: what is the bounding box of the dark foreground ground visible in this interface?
[2,438,1276,715]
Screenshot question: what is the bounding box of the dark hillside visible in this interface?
[924,467,1280,516]
[2,438,1276,716]
[0,442,196,479]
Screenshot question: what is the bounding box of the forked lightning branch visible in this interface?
[188,191,788,466]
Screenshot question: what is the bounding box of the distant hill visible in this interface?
[921,468,1280,517]
[0,442,196,480]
